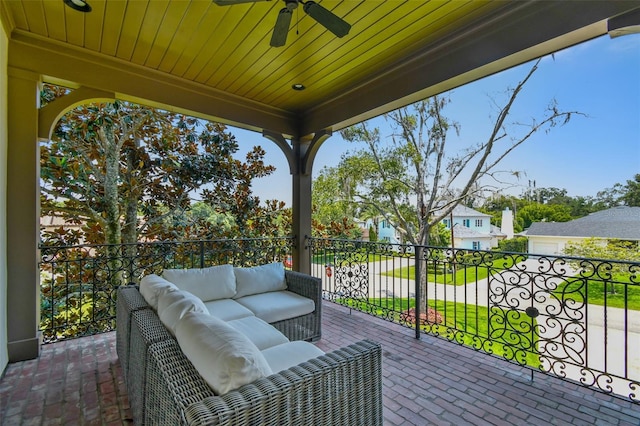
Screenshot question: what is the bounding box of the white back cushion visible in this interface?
[162,264,236,302]
[233,262,287,299]
[157,289,208,335]
[139,274,178,310]
[175,311,273,395]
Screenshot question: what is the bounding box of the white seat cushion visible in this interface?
[203,299,255,321]
[162,264,236,302]
[233,262,287,299]
[139,274,178,310]
[175,311,273,395]
[157,289,208,335]
[236,291,315,324]
[227,316,289,350]
[261,341,325,373]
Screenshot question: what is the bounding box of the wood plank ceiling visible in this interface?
[2,0,639,138]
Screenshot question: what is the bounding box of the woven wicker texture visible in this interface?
[129,308,174,425]
[114,270,380,426]
[116,285,152,385]
[146,339,216,425]
[184,339,383,426]
[280,271,322,341]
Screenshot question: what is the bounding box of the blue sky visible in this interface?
[230,33,640,206]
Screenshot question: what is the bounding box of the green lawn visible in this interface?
[381,261,505,285]
[553,276,640,311]
[340,297,541,368]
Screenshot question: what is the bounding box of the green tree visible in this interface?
[368,225,378,242]
[594,183,625,209]
[565,237,640,263]
[497,236,528,253]
[312,166,357,226]
[564,237,640,294]
[40,86,281,246]
[479,194,527,232]
[565,195,598,218]
[337,58,581,312]
[517,203,572,229]
[621,174,640,207]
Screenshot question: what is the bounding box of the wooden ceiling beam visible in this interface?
[8,31,299,137]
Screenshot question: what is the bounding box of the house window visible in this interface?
[443,219,450,228]
[475,219,483,227]
[472,241,480,250]
[383,236,391,242]
[463,219,470,227]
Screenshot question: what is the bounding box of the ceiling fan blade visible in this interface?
[270,8,293,47]
[302,1,350,38]
[212,0,271,5]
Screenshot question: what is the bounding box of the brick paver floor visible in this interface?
[1,301,639,425]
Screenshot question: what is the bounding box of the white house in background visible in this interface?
[524,206,640,255]
[441,205,508,250]
[360,205,514,248]
[360,217,403,244]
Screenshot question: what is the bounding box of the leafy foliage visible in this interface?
[497,237,528,253]
[40,84,287,245]
[564,237,640,264]
[621,174,640,207]
[336,59,581,248]
[39,84,291,341]
[327,59,581,312]
[516,203,572,229]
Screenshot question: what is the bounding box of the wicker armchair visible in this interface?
[271,270,322,342]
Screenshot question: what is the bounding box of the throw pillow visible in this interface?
[175,311,273,395]
[233,262,287,299]
[139,274,178,310]
[158,289,208,335]
[162,264,236,302]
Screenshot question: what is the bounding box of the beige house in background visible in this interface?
[524,206,640,255]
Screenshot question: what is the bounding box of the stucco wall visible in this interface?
[0,22,9,373]
[527,236,589,255]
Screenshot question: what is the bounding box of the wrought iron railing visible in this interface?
[39,237,294,343]
[307,237,640,403]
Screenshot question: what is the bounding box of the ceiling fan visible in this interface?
[212,0,351,47]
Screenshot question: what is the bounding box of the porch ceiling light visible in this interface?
[63,0,92,12]
[292,83,306,91]
[608,7,640,37]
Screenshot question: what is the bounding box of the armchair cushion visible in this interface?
[203,299,255,321]
[227,316,290,350]
[175,311,272,395]
[261,341,325,373]
[236,290,315,324]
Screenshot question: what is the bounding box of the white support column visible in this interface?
[7,67,41,361]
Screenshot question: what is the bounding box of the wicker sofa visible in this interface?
[116,267,383,425]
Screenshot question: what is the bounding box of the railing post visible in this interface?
[199,240,205,269]
[414,245,421,340]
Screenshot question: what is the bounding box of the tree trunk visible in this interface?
[417,225,430,322]
[100,127,124,286]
